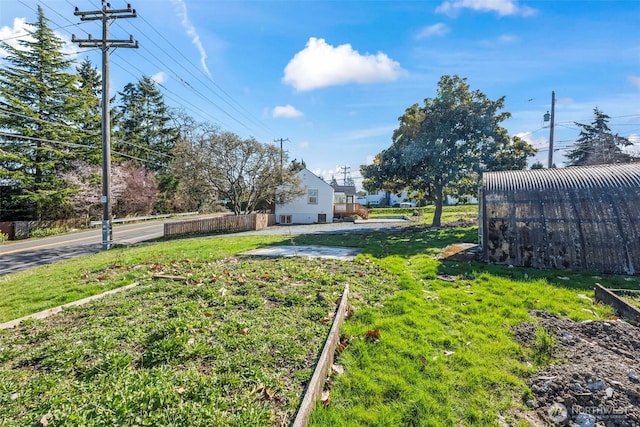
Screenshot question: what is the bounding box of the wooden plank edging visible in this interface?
[0,282,140,330]
[594,284,640,324]
[292,283,350,427]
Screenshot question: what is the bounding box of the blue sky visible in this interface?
[1,0,639,188]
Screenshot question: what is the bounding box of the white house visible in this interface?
[359,190,416,207]
[275,168,334,224]
[360,189,477,207]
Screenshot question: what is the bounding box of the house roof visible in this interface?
[297,168,334,190]
[483,163,640,192]
[331,184,357,195]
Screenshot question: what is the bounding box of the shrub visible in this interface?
[27,227,67,239]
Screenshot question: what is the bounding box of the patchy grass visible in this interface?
[307,227,618,427]
[622,293,640,310]
[0,251,399,426]
[0,214,632,426]
[0,235,289,322]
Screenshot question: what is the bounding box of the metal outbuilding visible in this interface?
[480,163,640,275]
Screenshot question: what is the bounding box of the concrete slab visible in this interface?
[241,245,361,260]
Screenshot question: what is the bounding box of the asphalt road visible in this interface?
[0,220,165,277]
[0,217,409,277]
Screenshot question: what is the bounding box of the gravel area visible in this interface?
[514,310,640,426]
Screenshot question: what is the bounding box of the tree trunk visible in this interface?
[432,182,444,227]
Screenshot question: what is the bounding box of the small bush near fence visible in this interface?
[27,227,68,239]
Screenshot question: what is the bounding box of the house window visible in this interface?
[308,189,318,205]
[280,215,292,224]
[318,213,326,223]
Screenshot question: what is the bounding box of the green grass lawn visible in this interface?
[368,204,478,225]
[1,215,637,426]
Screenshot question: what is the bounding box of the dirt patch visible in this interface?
[513,310,640,425]
[438,242,480,261]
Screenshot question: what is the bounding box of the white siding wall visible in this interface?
[275,169,334,224]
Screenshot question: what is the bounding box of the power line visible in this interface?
[0,131,93,149]
[109,53,243,134]
[111,48,257,135]
[0,105,101,136]
[132,13,272,135]
[73,0,138,251]
[10,1,256,139]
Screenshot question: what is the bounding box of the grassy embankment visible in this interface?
[1,208,636,426]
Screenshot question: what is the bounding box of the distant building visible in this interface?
[480,164,640,275]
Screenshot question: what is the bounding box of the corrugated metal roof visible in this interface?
[483,163,640,191]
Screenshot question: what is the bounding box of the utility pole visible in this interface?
[72,2,138,250]
[274,138,288,183]
[340,165,351,185]
[547,91,556,168]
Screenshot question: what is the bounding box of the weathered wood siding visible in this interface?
[481,164,640,275]
[164,213,275,237]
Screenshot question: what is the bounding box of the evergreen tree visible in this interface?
[288,158,306,173]
[0,6,85,219]
[75,58,102,165]
[566,108,635,166]
[113,76,179,173]
[530,161,545,170]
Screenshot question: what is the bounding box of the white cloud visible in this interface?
[299,140,310,149]
[0,17,77,59]
[498,34,518,43]
[172,0,211,78]
[629,76,640,90]
[313,167,343,181]
[0,18,32,57]
[478,33,519,47]
[151,71,168,85]
[272,104,304,118]
[416,23,450,39]
[436,0,536,17]
[515,132,548,151]
[282,37,405,91]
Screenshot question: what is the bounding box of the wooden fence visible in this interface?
[164,213,276,237]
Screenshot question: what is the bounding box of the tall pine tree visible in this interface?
[113,76,179,173]
[566,108,635,166]
[0,6,85,219]
[75,58,102,165]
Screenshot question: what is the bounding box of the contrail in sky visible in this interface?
[172,0,212,78]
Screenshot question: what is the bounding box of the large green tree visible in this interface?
[0,6,86,220]
[361,75,534,226]
[113,76,179,173]
[74,58,102,165]
[565,108,636,166]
